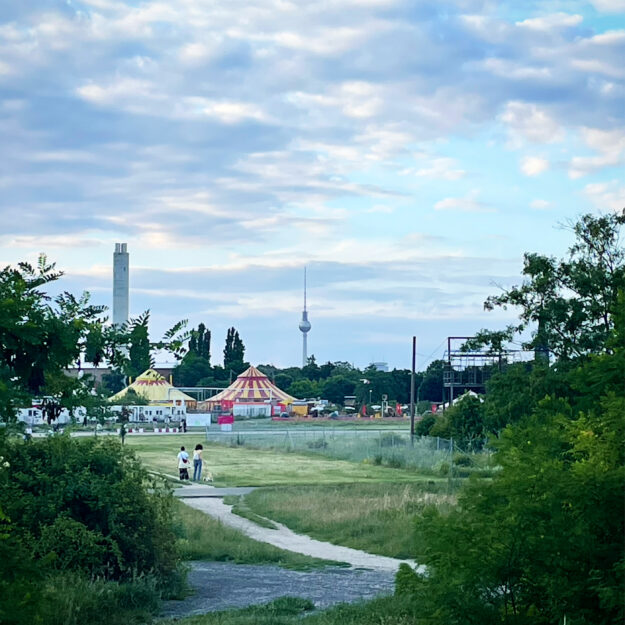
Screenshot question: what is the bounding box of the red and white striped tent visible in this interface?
[199,366,295,410]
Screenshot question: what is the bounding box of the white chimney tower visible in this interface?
[113,243,129,326]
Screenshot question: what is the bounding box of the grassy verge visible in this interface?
[158,594,421,625]
[128,435,444,486]
[222,495,278,529]
[242,482,455,559]
[173,500,342,570]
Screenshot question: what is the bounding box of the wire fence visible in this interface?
[203,428,454,471]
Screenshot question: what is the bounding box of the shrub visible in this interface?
[379,433,406,447]
[452,453,474,467]
[0,434,180,587]
[415,415,435,436]
[385,455,406,469]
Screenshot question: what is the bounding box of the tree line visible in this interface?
[396,210,624,624]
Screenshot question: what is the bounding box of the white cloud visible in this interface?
[367,205,394,213]
[516,13,583,31]
[530,199,551,210]
[583,180,625,212]
[521,156,549,176]
[479,58,552,80]
[569,127,625,178]
[500,101,564,147]
[589,0,625,12]
[434,190,495,213]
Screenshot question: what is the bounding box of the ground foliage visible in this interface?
[0,434,184,624]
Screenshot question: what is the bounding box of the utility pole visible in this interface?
[410,336,416,439]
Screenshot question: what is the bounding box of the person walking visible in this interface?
[193,444,203,481]
[177,446,190,480]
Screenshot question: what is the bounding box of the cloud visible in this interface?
[589,0,625,12]
[403,157,466,180]
[583,180,625,212]
[500,101,564,146]
[1,0,624,366]
[434,190,495,213]
[521,156,549,176]
[530,199,551,210]
[569,127,625,178]
[515,13,583,31]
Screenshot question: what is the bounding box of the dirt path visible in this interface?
[181,497,422,573]
[161,561,396,617]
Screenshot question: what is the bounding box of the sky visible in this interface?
[0,0,623,371]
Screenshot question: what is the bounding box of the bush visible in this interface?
[0,434,181,587]
[379,433,406,447]
[452,453,473,467]
[415,415,435,436]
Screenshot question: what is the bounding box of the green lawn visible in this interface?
[127,435,442,486]
[242,483,455,559]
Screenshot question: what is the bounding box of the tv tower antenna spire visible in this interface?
[298,267,311,367]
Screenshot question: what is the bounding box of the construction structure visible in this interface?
[298,267,311,367]
[198,366,295,417]
[113,242,129,326]
[442,336,531,406]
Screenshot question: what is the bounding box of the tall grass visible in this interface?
[40,572,161,625]
[173,500,342,569]
[204,430,453,472]
[243,482,455,559]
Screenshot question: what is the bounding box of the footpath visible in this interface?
[176,483,421,573]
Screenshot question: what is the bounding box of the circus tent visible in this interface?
[109,369,196,407]
[199,366,295,410]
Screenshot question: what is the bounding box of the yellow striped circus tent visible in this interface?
[200,366,295,410]
[109,369,196,407]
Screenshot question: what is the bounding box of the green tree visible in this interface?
[472,211,625,360]
[301,354,320,380]
[223,327,246,374]
[445,392,485,450]
[419,360,445,402]
[188,322,211,362]
[321,375,356,405]
[125,312,151,378]
[0,257,188,423]
[287,378,319,399]
[173,352,212,387]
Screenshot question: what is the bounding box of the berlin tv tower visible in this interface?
[298,267,311,367]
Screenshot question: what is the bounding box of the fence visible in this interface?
[203,428,454,471]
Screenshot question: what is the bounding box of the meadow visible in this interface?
[239,482,455,559]
[127,434,446,486]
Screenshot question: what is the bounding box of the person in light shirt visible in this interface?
[177,446,189,480]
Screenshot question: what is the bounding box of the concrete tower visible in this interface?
[113,243,129,327]
[298,267,311,367]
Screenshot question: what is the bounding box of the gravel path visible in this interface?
[181,497,421,572]
[161,561,397,617]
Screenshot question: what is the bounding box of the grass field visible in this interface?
[241,483,455,559]
[127,435,445,486]
[173,500,342,569]
[159,595,421,625]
